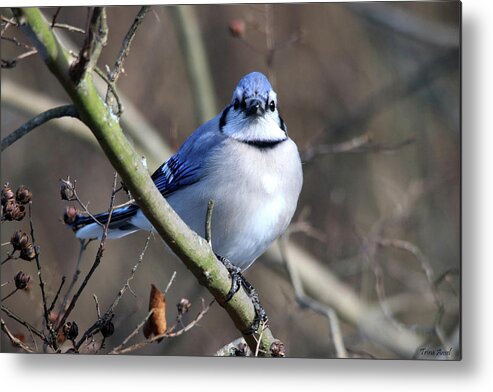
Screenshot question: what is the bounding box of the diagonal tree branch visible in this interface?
[1,105,79,151]
[12,7,279,356]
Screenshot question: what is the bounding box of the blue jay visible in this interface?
[69,72,303,331]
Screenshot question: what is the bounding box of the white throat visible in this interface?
[222,110,286,143]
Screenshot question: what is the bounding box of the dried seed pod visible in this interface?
[14,271,31,290]
[2,200,14,218]
[143,284,167,340]
[63,206,79,225]
[60,178,75,201]
[233,342,248,357]
[1,184,15,206]
[101,320,115,338]
[19,243,36,261]
[10,230,29,251]
[15,185,32,204]
[63,321,79,341]
[229,18,246,38]
[270,340,286,358]
[176,298,191,316]
[7,203,26,221]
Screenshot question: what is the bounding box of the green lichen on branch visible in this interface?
[11,7,279,356]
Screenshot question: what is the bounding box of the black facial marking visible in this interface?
[240,138,286,149]
[219,105,231,131]
[279,114,287,135]
[233,99,240,110]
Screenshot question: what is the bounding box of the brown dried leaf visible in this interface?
[143,284,167,340]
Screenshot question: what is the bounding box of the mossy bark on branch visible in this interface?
[12,7,278,356]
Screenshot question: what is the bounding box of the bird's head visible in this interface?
[219,72,287,146]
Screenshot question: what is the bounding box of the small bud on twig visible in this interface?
[60,178,76,201]
[101,319,115,338]
[229,18,246,38]
[15,185,32,204]
[176,298,192,316]
[14,271,31,290]
[63,206,79,224]
[270,340,285,357]
[63,321,79,341]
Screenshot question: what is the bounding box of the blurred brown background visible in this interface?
[1,2,460,358]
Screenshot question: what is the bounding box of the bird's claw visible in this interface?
[216,254,269,335]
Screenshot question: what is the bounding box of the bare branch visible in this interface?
[302,132,414,162]
[347,2,459,48]
[110,300,213,355]
[14,7,280,355]
[1,47,37,68]
[1,305,45,341]
[205,199,215,245]
[52,23,85,34]
[1,105,79,152]
[279,236,348,358]
[69,7,107,84]
[1,318,35,353]
[47,276,66,315]
[56,173,119,331]
[28,204,54,345]
[107,6,150,85]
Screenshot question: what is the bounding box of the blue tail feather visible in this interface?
[71,204,139,230]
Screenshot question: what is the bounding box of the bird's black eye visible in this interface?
[269,100,276,112]
[233,99,240,110]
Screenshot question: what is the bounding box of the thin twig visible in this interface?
[51,7,62,28]
[58,239,91,320]
[110,300,213,355]
[56,173,119,331]
[93,294,101,318]
[1,305,45,341]
[1,105,79,151]
[51,7,61,27]
[109,309,154,354]
[109,233,151,309]
[279,235,348,358]
[107,6,151,85]
[69,7,107,84]
[60,177,104,227]
[93,66,123,116]
[205,199,214,245]
[47,276,66,315]
[28,204,53,345]
[52,23,85,34]
[1,35,33,49]
[377,238,447,347]
[1,288,18,302]
[105,6,150,114]
[1,318,35,353]
[75,232,151,351]
[164,271,177,294]
[301,49,458,163]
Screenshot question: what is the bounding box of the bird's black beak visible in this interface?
[246,98,264,116]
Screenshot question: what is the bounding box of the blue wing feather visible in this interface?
[150,113,226,197]
[151,154,201,196]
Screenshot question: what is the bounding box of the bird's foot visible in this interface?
[216,254,269,335]
[216,254,243,302]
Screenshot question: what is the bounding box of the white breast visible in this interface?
[132,137,303,271]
